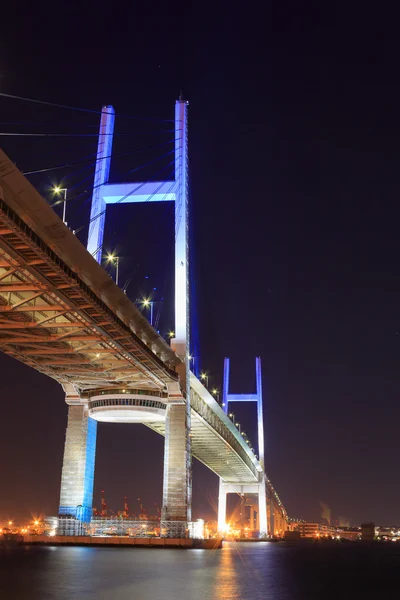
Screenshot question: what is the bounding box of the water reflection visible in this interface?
[2,541,400,599]
[213,545,239,599]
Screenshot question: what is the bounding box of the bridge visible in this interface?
[0,98,287,538]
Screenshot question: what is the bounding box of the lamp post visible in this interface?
[212,388,220,403]
[106,253,120,286]
[142,298,154,326]
[200,372,209,387]
[53,186,68,224]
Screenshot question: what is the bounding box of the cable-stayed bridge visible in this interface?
[0,98,287,537]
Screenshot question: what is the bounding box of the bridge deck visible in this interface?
[0,150,179,393]
[0,149,288,506]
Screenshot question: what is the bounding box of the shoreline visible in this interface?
[19,535,222,549]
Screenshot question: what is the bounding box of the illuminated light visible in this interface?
[96,353,100,358]
[142,298,150,307]
[200,372,207,380]
[34,520,39,526]
[221,523,232,534]
[8,521,12,526]
[168,331,175,338]
[49,530,56,537]
[53,186,61,194]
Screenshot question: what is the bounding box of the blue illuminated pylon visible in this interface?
[87,99,189,364]
[219,357,267,536]
[222,357,265,469]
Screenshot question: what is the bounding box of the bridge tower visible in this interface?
[218,357,268,537]
[58,99,192,536]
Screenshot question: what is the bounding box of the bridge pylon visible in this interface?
[218,357,268,537]
[57,98,192,536]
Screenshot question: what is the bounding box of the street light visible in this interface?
[141,298,154,326]
[106,253,120,286]
[200,372,209,387]
[53,186,68,224]
[211,388,220,402]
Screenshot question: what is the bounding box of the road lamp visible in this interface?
[106,253,120,286]
[142,298,154,326]
[200,372,209,387]
[53,186,68,224]
[212,388,220,402]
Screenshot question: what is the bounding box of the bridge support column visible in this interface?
[217,479,228,533]
[161,403,192,538]
[267,491,273,536]
[58,405,97,525]
[217,480,268,538]
[258,476,267,537]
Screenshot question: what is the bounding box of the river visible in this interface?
[1,541,400,599]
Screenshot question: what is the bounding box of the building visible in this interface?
[336,527,361,541]
[361,522,375,541]
[296,522,336,538]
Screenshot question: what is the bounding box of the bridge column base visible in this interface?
[160,520,188,538]
[58,405,97,528]
[161,404,192,537]
[217,479,228,533]
[217,479,268,538]
[258,475,267,537]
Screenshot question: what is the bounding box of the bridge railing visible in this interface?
[190,375,262,481]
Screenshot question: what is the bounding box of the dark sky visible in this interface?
[1,2,400,526]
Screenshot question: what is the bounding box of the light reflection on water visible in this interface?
[1,541,400,599]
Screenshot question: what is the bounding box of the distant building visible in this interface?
[361,522,375,541]
[285,530,301,540]
[336,527,361,541]
[295,522,336,538]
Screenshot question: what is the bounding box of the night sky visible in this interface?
[1,3,399,526]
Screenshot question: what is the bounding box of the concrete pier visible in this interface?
[58,405,97,523]
[161,403,192,537]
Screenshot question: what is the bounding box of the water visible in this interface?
[1,541,400,599]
